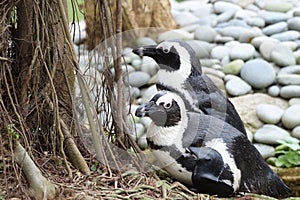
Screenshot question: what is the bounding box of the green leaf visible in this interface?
[285,151,300,166]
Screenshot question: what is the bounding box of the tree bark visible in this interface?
[85,0,178,49]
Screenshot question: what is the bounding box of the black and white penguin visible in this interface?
[135,90,291,198]
[132,40,246,135]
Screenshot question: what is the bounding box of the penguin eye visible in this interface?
[164,102,172,109]
[162,48,170,54]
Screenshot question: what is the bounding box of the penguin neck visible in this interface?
[147,106,188,152]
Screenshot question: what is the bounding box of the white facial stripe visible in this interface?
[156,92,174,106]
[205,138,241,192]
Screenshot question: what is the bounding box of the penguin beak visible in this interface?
[135,101,156,117]
[132,45,157,57]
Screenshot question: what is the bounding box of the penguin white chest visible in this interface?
[152,149,193,186]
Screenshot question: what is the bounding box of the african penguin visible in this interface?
[132,39,247,135]
[135,90,291,198]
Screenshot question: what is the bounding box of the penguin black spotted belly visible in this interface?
[132,39,246,135]
[135,90,291,198]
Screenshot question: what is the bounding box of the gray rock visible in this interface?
[258,11,288,24]
[223,59,244,75]
[140,117,152,128]
[181,24,201,32]
[235,9,257,20]
[278,65,300,74]
[289,98,300,106]
[282,105,300,129]
[277,74,300,85]
[229,43,255,61]
[245,17,265,28]
[174,12,200,27]
[238,27,263,43]
[194,26,217,42]
[217,10,236,23]
[268,85,281,97]
[256,104,283,124]
[271,43,296,67]
[135,123,145,140]
[128,71,150,87]
[141,61,159,76]
[240,59,276,89]
[288,17,300,32]
[264,2,293,13]
[254,143,276,159]
[136,37,157,46]
[138,134,148,150]
[259,40,279,61]
[186,40,214,58]
[158,29,194,42]
[271,31,300,42]
[211,46,230,60]
[128,87,140,99]
[214,1,242,13]
[262,22,288,36]
[218,19,249,28]
[141,84,157,104]
[230,93,289,133]
[207,74,225,93]
[131,59,142,70]
[225,76,252,96]
[215,35,234,43]
[216,26,250,40]
[280,85,300,98]
[292,126,300,139]
[254,124,290,145]
[251,36,279,48]
[281,41,298,51]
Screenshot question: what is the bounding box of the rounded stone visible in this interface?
[277,74,300,85]
[223,59,244,75]
[141,84,158,104]
[268,85,281,97]
[141,62,159,76]
[173,12,199,27]
[259,40,278,61]
[240,59,276,89]
[216,26,250,40]
[195,26,217,42]
[214,1,242,13]
[289,98,300,106]
[225,76,252,96]
[253,144,276,159]
[211,46,230,60]
[128,71,150,87]
[288,17,300,32]
[251,36,279,48]
[138,134,148,150]
[229,43,255,61]
[136,37,157,46]
[258,11,288,24]
[256,104,284,124]
[262,22,288,36]
[271,30,300,42]
[254,124,290,145]
[187,40,214,58]
[158,29,194,42]
[292,126,300,139]
[245,17,265,28]
[264,2,293,13]
[282,105,300,129]
[280,85,300,99]
[271,43,296,67]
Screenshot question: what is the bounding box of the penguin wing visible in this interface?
[185,74,247,135]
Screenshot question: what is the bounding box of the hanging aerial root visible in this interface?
[14,141,56,200]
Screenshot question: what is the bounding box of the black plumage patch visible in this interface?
[153,46,181,72]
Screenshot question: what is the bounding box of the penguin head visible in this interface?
[135,90,187,127]
[190,147,225,182]
[132,39,202,74]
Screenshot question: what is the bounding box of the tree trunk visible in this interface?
[85,0,178,49]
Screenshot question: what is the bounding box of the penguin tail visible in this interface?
[264,174,291,199]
